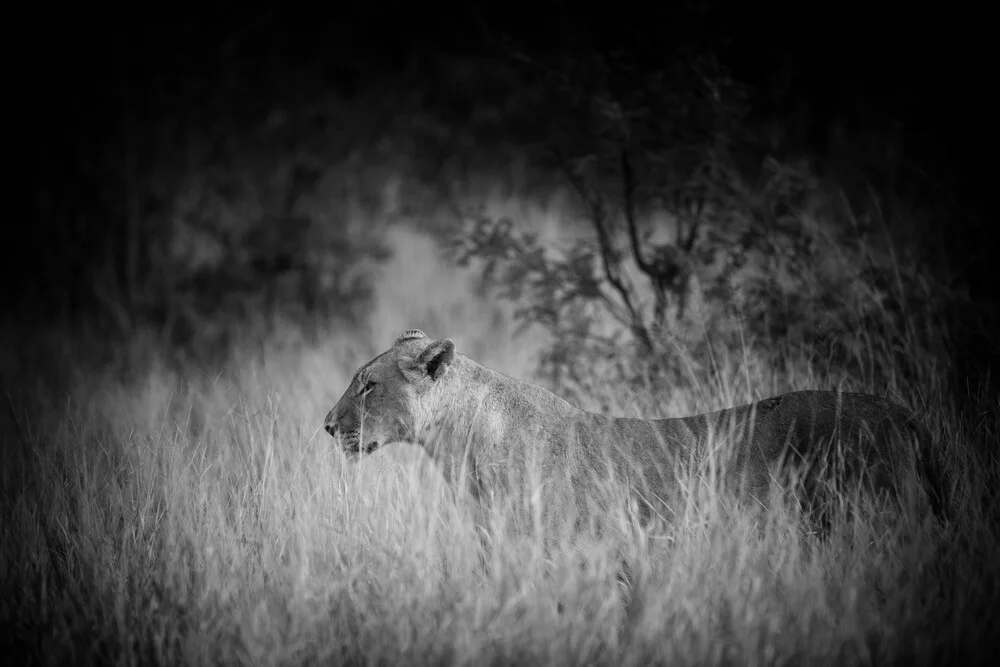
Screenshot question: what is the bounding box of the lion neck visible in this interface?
[416,354,581,452]
[416,355,498,442]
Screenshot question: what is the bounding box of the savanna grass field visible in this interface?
[5,21,1000,667]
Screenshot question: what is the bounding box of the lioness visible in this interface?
[325,329,939,532]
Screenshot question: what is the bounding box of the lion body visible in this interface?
[325,330,937,531]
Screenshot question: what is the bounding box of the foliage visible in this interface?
[453,50,948,398]
[26,58,435,361]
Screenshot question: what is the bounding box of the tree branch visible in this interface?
[557,146,651,350]
[680,178,706,252]
[621,146,654,277]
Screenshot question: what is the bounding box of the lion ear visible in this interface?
[400,339,456,385]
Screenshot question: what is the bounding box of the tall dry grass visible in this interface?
[2,202,998,666]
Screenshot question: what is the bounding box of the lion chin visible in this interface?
[325,328,944,532]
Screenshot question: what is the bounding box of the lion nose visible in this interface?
[324,407,339,438]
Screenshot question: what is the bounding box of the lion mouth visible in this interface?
[347,440,380,456]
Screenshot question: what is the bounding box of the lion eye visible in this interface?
[357,380,377,397]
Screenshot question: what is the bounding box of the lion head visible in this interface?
[324,329,456,455]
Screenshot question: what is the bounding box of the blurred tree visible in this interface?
[452,38,946,400]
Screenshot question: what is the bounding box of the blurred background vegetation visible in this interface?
[8,1,996,397]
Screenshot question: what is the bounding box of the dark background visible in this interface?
[13,1,995,374]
